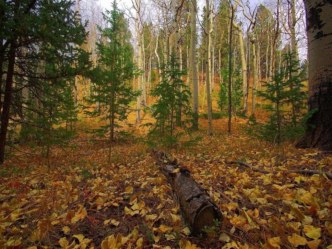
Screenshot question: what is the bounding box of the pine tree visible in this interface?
[0,0,90,164]
[149,54,192,147]
[258,71,289,144]
[257,52,306,144]
[87,1,138,160]
[283,52,306,126]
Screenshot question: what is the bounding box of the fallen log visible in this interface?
[151,150,222,234]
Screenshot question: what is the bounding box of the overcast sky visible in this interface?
[95,0,306,60]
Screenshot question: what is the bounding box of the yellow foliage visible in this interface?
[288,233,307,247]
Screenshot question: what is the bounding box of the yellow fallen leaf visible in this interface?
[171,214,181,223]
[158,224,172,233]
[73,234,85,243]
[125,186,134,194]
[307,240,321,249]
[172,168,180,173]
[131,201,145,211]
[303,225,321,240]
[136,237,144,248]
[268,237,280,249]
[59,237,69,248]
[62,226,70,235]
[104,219,111,225]
[71,206,87,224]
[5,237,22,247]
[179,239,200,249]
[303,215,313,225]
[181,227,191,236]
[219,233,230,243]
[222,242,239,249]
[288,233,307,247]
[111,219,120,226]
[124,206,139,216]
[145,214,158,221]
[101,234,123,249]
[224,202,238,212]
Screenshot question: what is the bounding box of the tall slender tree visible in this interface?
[87,1,138,161]
[189,0,199,130]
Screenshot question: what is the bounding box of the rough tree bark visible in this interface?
[297,0,332,151]
[152,151,222,234]
[0,41,16,164]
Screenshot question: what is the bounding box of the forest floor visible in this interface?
[0,116,331,249]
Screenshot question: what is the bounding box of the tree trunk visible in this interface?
[234,24,247,114]
[290,0,299,58]
[0,42,16,164]
[252,40,257,116]
[228,5,234,134]
[152,151,222,234]
[297,0,332,151]
[206,0,213,135]
[245,33,251,115]
[134,0,143,123]
[190,0,199,130]
[154,33,161,76]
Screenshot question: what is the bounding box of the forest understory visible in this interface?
[1,116,331,249]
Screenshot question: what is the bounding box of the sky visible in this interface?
[95,0,306,60]
[98,0,132,10]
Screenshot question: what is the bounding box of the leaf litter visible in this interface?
[0,121,331,248]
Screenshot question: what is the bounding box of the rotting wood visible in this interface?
[227,160,332,180]
[151,150,222,234]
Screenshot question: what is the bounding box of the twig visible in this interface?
[226,160,332,180]
[288,169,332,180]
[227,160,269,174]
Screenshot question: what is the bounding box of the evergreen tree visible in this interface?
[87,1,138,159]
[283,52,307,125]
[218,67,242,115]
[0,0,90,163]
[257,52,306,144]
[258,71,289,144]
[149,54,192,147]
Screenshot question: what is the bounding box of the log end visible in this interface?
[193,205,222,234]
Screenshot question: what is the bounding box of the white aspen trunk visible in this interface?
[134,0,143,123]
[290,0,298,57]
[228,4,234,134]
[206,0,213,135]
[298,0,332,150]
[252,40,257,116]
[141,34,146,106]
[154,33,161,76]
[190,0,199,129]
[234,23,248,113]
[257,43,261,90]
[265,30,269,80]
